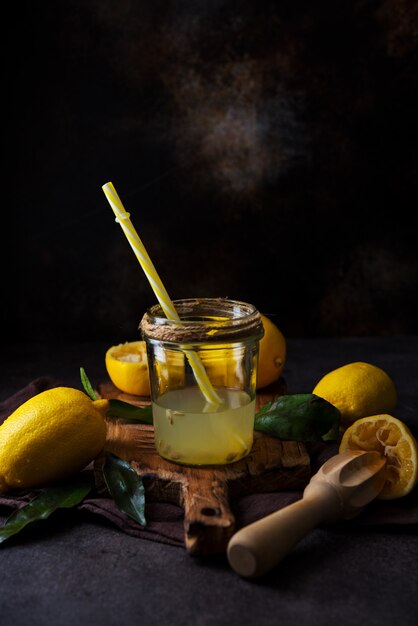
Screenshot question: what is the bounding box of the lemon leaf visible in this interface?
[106,399,153,424]
[80,367,97,400]
[0,474,93,545]
[79,367,152,422]
[254,394,341,442]
[103,452,146,526]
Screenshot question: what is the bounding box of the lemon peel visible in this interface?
[256,315,287,389]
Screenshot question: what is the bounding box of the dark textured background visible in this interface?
[4,0,418,343]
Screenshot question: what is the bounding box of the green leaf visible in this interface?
[255,400,273,418]
[107,399,153,424]
[80,367,97,400]
[103,452,146,526]
[79,367,152,423]
[322,420,341,442]
[254,393,341,442]
[0,474,93,545]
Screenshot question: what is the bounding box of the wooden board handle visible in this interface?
[182,476,236,556]
[227,481,341,578]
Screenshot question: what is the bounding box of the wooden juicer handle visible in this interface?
[227,450,387,579]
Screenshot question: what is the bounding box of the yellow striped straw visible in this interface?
[102,181,222,406]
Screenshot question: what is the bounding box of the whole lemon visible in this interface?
[256,314,287,389]
[0,387,108,493]
[312,362,397,427]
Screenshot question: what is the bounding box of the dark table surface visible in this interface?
[1,337,417,626]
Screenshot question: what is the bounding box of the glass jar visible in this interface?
[140,298,264,466]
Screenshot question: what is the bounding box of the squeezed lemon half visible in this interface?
[105,341,150,396]
[339,414,418,499]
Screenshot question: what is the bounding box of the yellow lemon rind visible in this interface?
[313,361,397,426]
[0,387,108,493]
[256,315,287,390]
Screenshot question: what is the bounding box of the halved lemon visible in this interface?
[339,414,418,500]
[105,341,150,396]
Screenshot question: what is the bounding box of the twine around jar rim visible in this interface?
[140,298,264,345]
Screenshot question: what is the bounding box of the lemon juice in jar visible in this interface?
[153,386,255,465]
[141,298,264,466]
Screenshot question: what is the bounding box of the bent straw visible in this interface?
[102,181,222,406]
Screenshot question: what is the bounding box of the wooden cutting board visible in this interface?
[96,379,310,556]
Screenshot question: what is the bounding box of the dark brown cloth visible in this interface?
[0,378,417,549]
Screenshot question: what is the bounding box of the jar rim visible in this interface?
[140,297,264,344]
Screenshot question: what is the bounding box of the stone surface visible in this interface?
[0,337,417,626]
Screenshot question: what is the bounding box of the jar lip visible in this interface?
[140,297,264,344]
[147,297,258,324]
